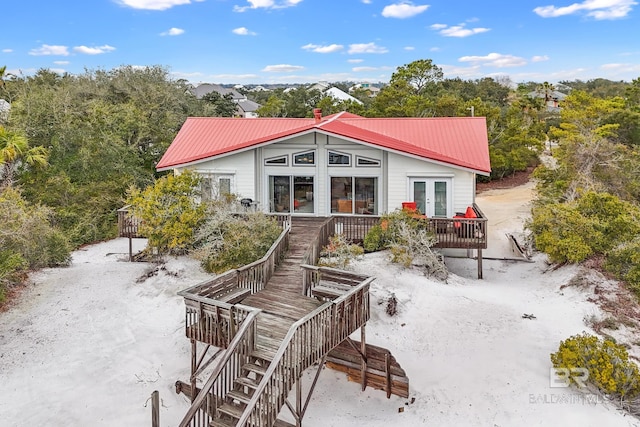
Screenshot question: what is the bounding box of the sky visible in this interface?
[2,0,640,86]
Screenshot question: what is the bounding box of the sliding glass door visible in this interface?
[330,176,377,214]
[269,175,314,213]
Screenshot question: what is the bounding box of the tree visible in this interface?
[0,126,48,187]
[127,171,206,255]
[201,91,237,117]
[257,94,285,117]
[389,59,443,97]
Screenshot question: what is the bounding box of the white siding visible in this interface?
[387,152,475,216]
[185,150,256,200]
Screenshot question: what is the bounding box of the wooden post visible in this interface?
[361,325,367,391]
[190,339,197,402]
[151,390,160,427]
[296,379,302,427]
[385,353,391,399]
[477,248,483,279]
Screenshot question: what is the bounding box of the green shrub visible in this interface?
[605,240,640,296]
[193,210,282,274]
[363,210,423,252]
[127,171,206,255]
[319,234,364,269]
[529,192,640,263]
[551,333,640,398]
[0,250,28,303]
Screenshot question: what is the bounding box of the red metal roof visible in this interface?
[156,113,490,174]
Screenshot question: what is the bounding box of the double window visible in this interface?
[330,177,377,215]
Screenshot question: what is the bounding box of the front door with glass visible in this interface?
[411,178,451,217]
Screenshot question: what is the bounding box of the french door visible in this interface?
[411,178,451,217]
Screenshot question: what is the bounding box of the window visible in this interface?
[201,174,235,201]
[265,155,288,166]
[328,151,351,166]
[330,176,377,215]
[356,156,380,167]
[294,150,315,165]
[269,175,315,214]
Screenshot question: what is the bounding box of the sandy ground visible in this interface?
[1,182,638,427]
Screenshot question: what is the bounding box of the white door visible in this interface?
[411,178,452,217]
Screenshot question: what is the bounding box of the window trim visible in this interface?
[265,155,288,166]
[355,155,380,167]
[293,150,316,166]
[328,150,351,166]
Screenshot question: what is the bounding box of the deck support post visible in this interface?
[477,248,483,279]
[190,339,197,402]
[285,355,327,427]
[361,325,367,391]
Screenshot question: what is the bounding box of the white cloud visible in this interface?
[353,66,378,72]
[115,0,204,11]
[2,48,13,53]
[458,52,527,68]
[531,55,549,62]
[348,59,364,63]
[161,27,185,36]
[533,0,637,20]
[404,46,415,51]
[301,43,344,53]
[348,42,389,54]
[382,2,429,18]
[234,0,302,12]
[73,45,116,55]
[29,44,70,56]
[432,23,490,37]
[232,27,257,35]
[53,60,70,65]
[262,64,305,72]
[362,0,372,3]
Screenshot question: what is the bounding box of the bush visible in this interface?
[529,192,640,263]
[193,208,282,274]
[363,209,447,279]
[605,240,640,296]
[318,234,364,270]
[551,333,640,398]
[127,171,206,255]
[0,187,71,303]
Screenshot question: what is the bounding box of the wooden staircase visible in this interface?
[177,216,374,427]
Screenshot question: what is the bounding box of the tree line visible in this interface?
[1,60,639,303]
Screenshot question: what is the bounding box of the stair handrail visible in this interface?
[178,307,261,427]
[236,276,373,427]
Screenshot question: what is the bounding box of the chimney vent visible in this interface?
[313,108,322,122]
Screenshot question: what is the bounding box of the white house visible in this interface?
[156,110,491,218]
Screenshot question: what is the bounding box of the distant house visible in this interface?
[324,87,363,105]
[192,83,261,118]
[350,83,381,97]
[528,89,567,112]
[157,110,490,218]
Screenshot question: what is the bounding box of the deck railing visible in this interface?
[237,277,372,427]
[178,308,260,427]
[179,216,291,301]
[117,205,142,238]
[331,203,488,250]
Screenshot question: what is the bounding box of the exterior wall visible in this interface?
[387,152,476,216]
[185,150,256,200]
[177,132,477,217]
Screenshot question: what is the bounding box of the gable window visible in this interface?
[328,151,351,166]
[356,156,380,167]
[294,150,315,165]
[265,155,288,166]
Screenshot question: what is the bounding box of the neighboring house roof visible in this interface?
[527,90,567,101]
[192,83,244,101]
[156,112,491,175]
[324,87,363,105]
[237,99,261,114]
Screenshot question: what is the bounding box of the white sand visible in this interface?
[1,184,638,427]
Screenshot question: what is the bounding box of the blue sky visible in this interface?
[2,0,640,85]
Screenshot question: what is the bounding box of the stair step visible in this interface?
[227,389,252,404]
[236,376,261,389]
[211,419,235,427]
[251,347,275,362]
[243,362,267,375]
[217,402,245,419]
